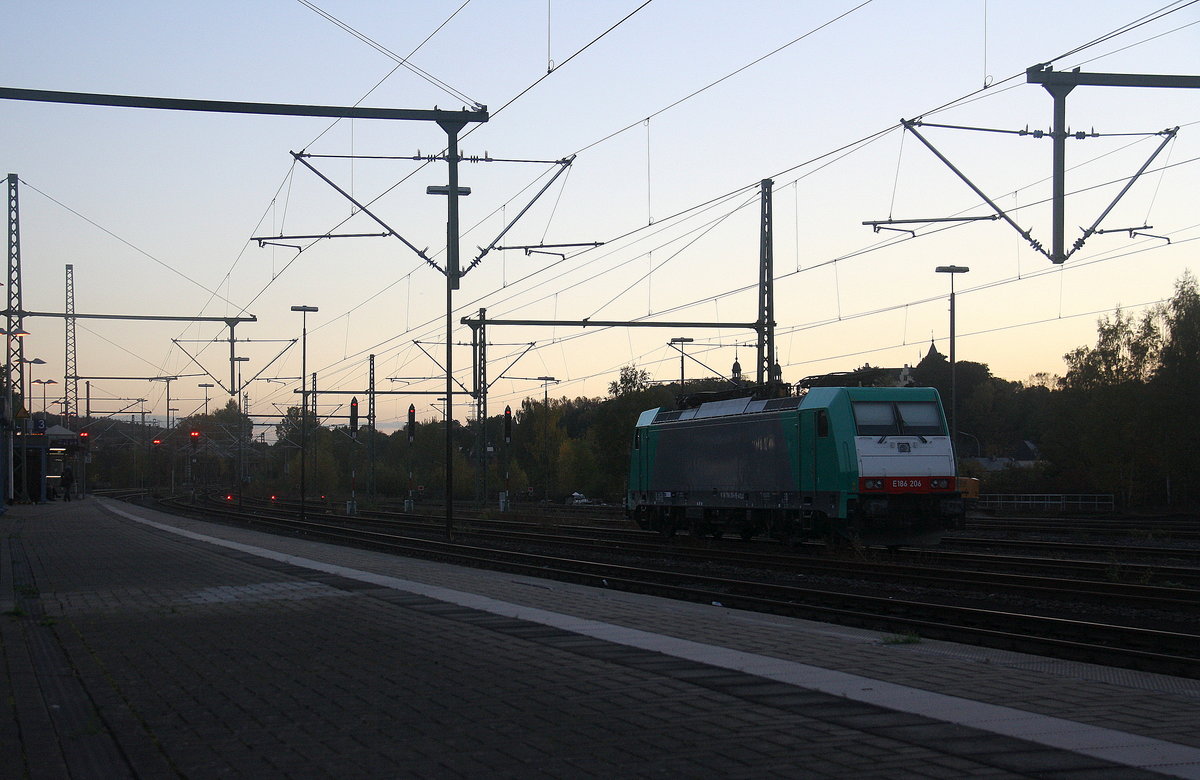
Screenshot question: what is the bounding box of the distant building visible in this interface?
[796,363,917,389]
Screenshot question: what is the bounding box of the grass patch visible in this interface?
[881,631,922,645]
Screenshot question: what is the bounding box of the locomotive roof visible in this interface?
[637,385,942,427]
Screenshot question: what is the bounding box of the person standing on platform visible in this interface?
[61,466,74,501]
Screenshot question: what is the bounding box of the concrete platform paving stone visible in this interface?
[0,498,1197,778]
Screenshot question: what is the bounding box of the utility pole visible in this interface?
[472,308,487,506]
[868,67,1200,267]
[368,354,375,501]
[537,376,557,502]
[64,264,77,428]
[1025,65,1200,264]
[756,179,776,386]
[6,174,25,503]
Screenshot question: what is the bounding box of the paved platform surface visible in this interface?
[3,498,1200,779]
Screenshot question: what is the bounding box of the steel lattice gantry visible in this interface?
[64,264,77,427]
[6,174,25,411]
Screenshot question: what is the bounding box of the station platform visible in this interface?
[3,498,1200,778]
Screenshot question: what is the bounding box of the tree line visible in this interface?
[80,273,1197,510]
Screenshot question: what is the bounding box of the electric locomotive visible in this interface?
[626,386,964,546]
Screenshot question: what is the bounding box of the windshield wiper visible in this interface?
[893,405,928,443]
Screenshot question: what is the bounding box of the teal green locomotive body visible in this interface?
[626,387,964,545]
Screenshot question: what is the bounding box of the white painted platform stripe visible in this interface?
[107,502,1200,779]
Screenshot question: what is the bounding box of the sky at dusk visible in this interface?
[2,1,1198,434]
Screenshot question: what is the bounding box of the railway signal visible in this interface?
[407,404,416,444]
[349,397,359,433]
[504,405,512,444]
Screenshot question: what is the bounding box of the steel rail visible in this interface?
[149,494,1200,677]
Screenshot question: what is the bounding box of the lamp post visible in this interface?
[20,357,45,400]
[32,378,57,415]
[669,337,694,391]
[291,306,318,522]
[536,376,557,501]
[31,377,57,499]
[935,265,969,457]
[18,357,45,502]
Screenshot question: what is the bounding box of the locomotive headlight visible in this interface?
[931,478,949,489]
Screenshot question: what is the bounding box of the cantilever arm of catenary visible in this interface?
[461,155,576,277]
[290,151,445,276]
[1068,127,1177,261]
[901,119,1050,260]
[172,339,232,396]
[235,339,299,395]
[489,343,537,392]
[412,340,475,398]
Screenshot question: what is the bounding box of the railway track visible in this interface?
[942,533,1200,565]
[965,514,1200,540]
[250,498,1200,590]
[145,493,1200,678]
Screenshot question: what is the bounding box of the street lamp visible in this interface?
[291,305,318,522]
[935,265,969,456]
[17,357,46,502]
[669,337,694,391]
[537,376,557,501]
[31,378,57,414]
[20,357,46,402]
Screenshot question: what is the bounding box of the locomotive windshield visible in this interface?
[852,401,945,436]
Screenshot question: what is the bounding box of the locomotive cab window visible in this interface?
[852,402,897,435]
[852,401,945,437]
[895,402,944,436]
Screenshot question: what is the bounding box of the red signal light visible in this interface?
[79,431,89,438]
[190,430,200,439]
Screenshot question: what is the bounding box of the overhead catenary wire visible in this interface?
[295,0,482,110]
[50,1,1190,422]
